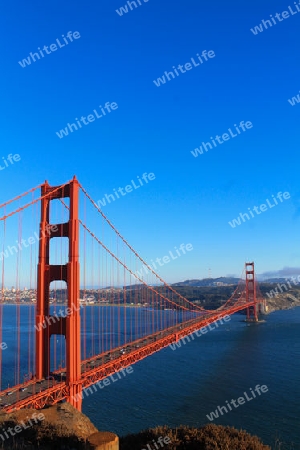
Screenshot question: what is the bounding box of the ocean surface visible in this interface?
[83,307,300,449]
[1,306,300,448]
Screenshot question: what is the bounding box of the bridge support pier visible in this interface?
[36,177,82,410]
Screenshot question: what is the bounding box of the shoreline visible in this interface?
[2,302,300,313]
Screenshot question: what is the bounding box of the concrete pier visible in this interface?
[88,431,119,450]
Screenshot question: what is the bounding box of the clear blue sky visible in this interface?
[1,0,300,283]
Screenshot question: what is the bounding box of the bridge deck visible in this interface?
[0,302,259,413]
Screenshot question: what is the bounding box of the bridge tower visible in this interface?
[35,176,82,410]
[245,262,258,322]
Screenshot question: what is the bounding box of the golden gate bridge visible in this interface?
[0,177,266,413]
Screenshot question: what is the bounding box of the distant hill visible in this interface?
[173,277,294,287]
[262,277,291,283]
[173,277,240,287]
[123,277,293,291]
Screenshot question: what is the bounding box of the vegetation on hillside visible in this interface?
[120,424,271,450]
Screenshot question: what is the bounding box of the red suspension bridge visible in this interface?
[0,177,266,413]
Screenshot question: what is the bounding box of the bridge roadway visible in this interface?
[0,301,256,413]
